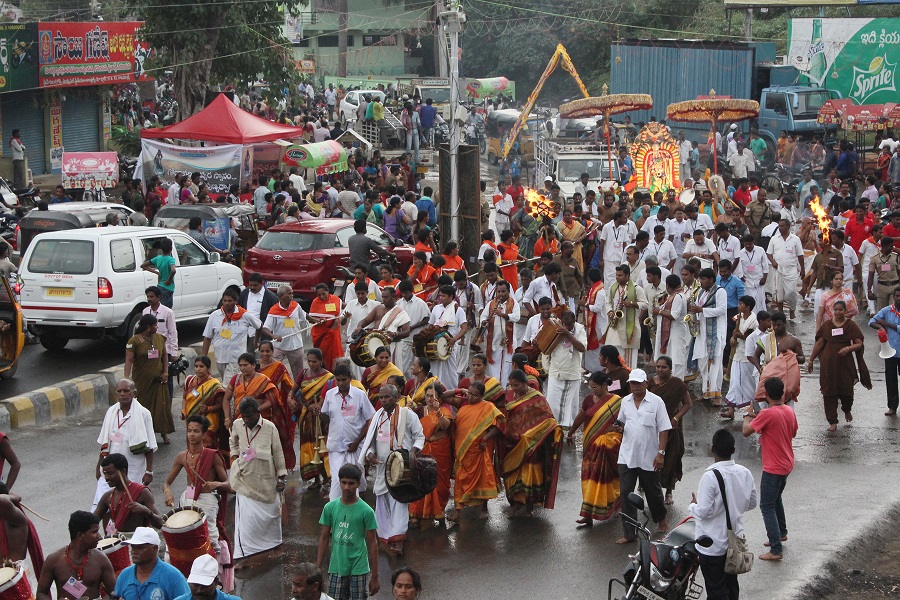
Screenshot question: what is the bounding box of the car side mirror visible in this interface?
[695,535,714,548]
[209,252,220,263]
[628,492,645,511]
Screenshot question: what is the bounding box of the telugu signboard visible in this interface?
[139,139,242,196]
[62,152,118,189]
[37,21,148,88]
[789,18,900,104]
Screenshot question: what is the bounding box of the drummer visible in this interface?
[341,283,379,380]
[94,453,163,534]
[0,483,42,576]
[37,511,117,600]
[162,416,229,554]
[351,287,412,367]
[428,285,469,391]
[361,384,424,556]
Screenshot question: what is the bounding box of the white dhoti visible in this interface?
[602,262,618,289]
[457,329,476,376]
[396,340,415,378]
[812,288,825,320]
[487,346,513,387]
[375,492,409,543]
[744,283,766,315]
[328,450,367,500]
[546,377,581,428]
[432,349,459,392]
[233,493,282,559]
[698,353,724,401]
[772,270,800,310]
[725,361,758,409]
[179,490,220,549]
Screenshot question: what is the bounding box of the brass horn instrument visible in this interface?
[685,286,701,337]
[311,414,327,465]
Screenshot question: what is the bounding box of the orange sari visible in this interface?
[309,294,343,371]
[408,264,438,300]
[409,406,454,519]
[229,373,278,422]
[453,400,504,508]
[498,243,520,290]
[533,236,558,260]
[258,361,297,471]
[442,254,465,276]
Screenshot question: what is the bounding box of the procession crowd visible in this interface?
[3,130,900,600]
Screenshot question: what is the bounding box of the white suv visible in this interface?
[19,227,243,351]
[339,90,386,123]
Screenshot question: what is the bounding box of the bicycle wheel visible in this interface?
[761,174,782,196]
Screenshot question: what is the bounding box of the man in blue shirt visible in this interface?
[415,186,436,227]
[619,147,633,185]
[419,99,437,147]
[115,527,190,600]
[716,259,745,366]
[174,554,242,600]
[869,286,900,416]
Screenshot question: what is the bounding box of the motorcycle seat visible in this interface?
[663,520,696,547]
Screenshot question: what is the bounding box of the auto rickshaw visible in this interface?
[154,204,259,268]
[485,108,537,165]
[17,208,122,256]
[0,275,24,379]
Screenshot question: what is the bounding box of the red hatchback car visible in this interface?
[243,219,415,304]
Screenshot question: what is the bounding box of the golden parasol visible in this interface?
[666,90,759,175]
[560,88,653,181]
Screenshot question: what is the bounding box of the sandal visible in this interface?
[664,492,674,505]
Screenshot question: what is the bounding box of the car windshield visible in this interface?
[28,239,94,274]
[792,91,830,119]
[256,231,319,252]
[557,158,608,182]
[420,87,451,103]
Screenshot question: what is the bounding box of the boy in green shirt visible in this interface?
[317,464,379,600]
[142,237,176,308]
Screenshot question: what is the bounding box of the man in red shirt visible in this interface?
[505,174,524,201]
[883,213,900,251]
[742,378,798,562]
[733,178,752,207]
[844,204,875,252]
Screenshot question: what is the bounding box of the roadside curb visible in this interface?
[0,345,202,433]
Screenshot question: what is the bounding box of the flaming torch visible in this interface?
[523,188,561,220]
[808,195,831,244]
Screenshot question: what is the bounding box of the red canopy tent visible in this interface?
[140,94,302,143]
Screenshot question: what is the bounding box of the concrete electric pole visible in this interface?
[438,4,465,244]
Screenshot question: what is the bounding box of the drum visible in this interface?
[697,257,714,271]
[97,537,131,576]
[161,507,214,578]
[535,316,564,355]
[413,325,453,361]
[349,330,391,367]
[0,563,33,600]
[534,354,547,378]
[385,449,438,504]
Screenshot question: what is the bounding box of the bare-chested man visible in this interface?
[162,416,228,552]
[751,311,805,371]
[37,511,117,600]
[93,453,163,535]
[0,483,36,569]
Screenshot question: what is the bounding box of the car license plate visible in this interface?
[265,281,289,290]
[46,287,73,298]
[637,586,666,600]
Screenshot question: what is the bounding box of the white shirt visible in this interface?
[362,407,425,495]
[689,460,758,556]
[687,214,715,234]
[522,313,546,345]
[745,327,768,360]
[666,218,691,253]
[245,289,265,321]
[600,221,637,261]
[324,88,337,105]
[288,173,306,193]
[321,385,375,453]
[732,313,758,363]
[640,214,665,234]
[734,245,769,286]
[645,238,677,269]
[495,195,514,233]
[263,302,308,352]
[343,298,378,342]
[766,233,804,277]
[398,295,431,345]
[523,275,561,310]
[167,182,181,206]
[428,302,466,337]
[97,401,157,483]
[9,138,24,161]
[142,304,178,355]
[680,139,692,166]
[513,285,531,349]
[716,234,740,263]
[313,126,331,143]
[455,282,484,327]
[378,304,411,335]
[343,279,381,305]
[479,297,521,350]
[837,243,859,284]
[617,391,672,471]
[683,238,716,259]
[546,322,587,380]
[401,201,419,224]
[202,309,262,364]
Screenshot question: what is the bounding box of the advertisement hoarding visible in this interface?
[37,21,148,88]
[0,23,38,93]
[789,18,900,104]
[138,139,242,196]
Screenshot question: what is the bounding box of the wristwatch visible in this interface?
[657,450,666,456]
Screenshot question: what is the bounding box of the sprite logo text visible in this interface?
[850,55,896,102]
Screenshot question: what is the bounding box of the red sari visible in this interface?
[409,406,454,519]
[585,281,605,351]
[408,264,439,300]
[579,393,622,521]
[309,294,343,370]
[258,361,298,471]
[498,243,520,290]
[501,389,563,508]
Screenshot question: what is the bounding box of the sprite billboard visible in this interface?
[789,18,899,104]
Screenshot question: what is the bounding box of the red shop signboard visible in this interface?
[38,21,150,88]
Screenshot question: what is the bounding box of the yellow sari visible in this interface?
[297,370,334,481]
[183,375,226,451]
[363,362,403,405]
[453,400,504,508]
[460,376,504,407]
[580,393,622,521]
[501,389,563,508]
[407,375,440,409]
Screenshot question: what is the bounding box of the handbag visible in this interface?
[712,468,754,575]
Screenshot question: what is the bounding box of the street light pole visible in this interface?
[440,6,465,244]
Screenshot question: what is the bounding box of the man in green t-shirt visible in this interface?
[749,131,768,163]
[317,463,379,600]
[141,238,177,308]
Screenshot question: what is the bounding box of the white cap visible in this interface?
[544,176,553,182]
[627,368,648,383]
[187,554,219,586]
[123,527,159,546]
[729,123,738,130]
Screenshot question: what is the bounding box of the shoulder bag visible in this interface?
[712,468,754,574]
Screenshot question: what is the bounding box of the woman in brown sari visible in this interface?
[808,300,871,432]
[567,371,622,526]
[124,313,173,443]
[647,356,691,505]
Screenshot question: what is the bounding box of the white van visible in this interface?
[19,227,243,351]
[339,90,386,123]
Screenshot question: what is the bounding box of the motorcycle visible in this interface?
[607,493,713,600]
[0,177,37,209]
[119,155,138,184]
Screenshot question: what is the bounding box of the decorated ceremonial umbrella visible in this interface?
[280,140,347,175]
[666,90,759,175]
[559,90,653,181]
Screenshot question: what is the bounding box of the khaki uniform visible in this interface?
[869,251,900,310]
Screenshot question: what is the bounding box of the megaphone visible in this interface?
[879,328,896,359]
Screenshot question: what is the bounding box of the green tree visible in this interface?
[124,0,306,117]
